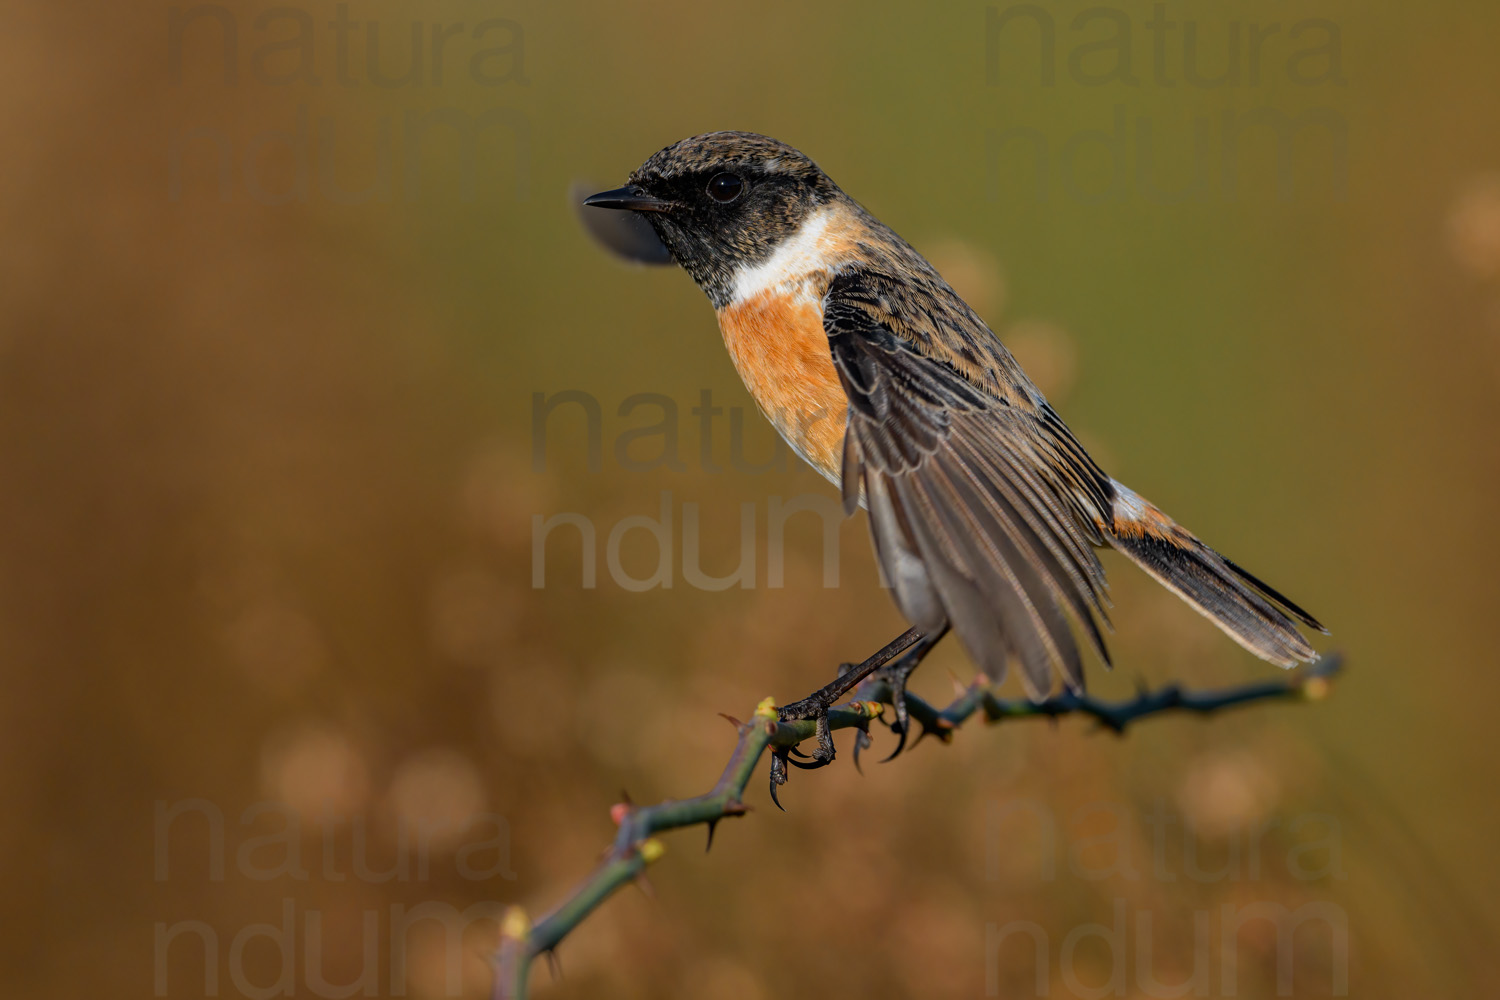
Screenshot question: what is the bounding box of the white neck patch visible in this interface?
[729,208,835,305]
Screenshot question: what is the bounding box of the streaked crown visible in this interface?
[623,132,844,306]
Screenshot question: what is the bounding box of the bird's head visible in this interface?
[584,131,842,306]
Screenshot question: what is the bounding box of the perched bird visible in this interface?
[583,132,1324,769]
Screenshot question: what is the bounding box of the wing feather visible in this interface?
[826,280,1114,698]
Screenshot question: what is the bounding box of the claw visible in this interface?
[766,627,944,786]
[786,755,832,770]
[873,634,942,763]
[785,712,836,768]
[768,748,789,811]
[851,723,872,774]
[891,682,911,736]
[880,719,909,763]
[778,694,837,769]
[878,667,912,762]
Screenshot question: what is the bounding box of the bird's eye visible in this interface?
[706,172,745,203]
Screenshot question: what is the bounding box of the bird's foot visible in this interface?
[777,688,839,770]
[763,629,938,805]
[876,646,930,762]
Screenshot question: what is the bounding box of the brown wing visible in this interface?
[826,275,1116,699]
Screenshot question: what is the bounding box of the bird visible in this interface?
[582,131,1325,774]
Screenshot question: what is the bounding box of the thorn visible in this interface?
[704,819,718,852]
[633,872,655,898]
[1093,715,1125,736]
[544,948,562,981]
[949,670,967,696]
[619,788,633,806]
[718,712,743,728]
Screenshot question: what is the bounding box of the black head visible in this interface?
[584,132,842,307]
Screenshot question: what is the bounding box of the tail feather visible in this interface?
[1103,482,1325,667]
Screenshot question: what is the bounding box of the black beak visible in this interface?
[582,185,676,213]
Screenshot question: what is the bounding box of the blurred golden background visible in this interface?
[3,0,1499,997]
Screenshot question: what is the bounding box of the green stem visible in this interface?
[492,655,1343,998]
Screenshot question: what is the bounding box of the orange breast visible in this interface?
[716,287,848,483]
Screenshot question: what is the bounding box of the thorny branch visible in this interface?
[491,653,1345,998]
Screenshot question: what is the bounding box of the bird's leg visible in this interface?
[875,626,949,762]
[775,626,924,774]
